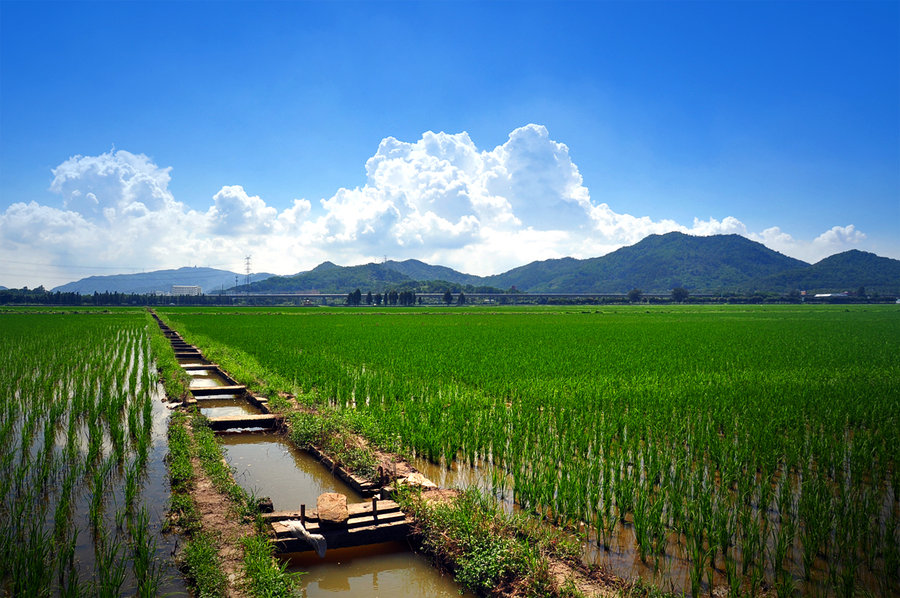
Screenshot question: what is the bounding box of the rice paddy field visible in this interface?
[0,309,185,596]
[158,304,900,596]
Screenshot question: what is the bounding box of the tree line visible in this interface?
[345,289,468,306]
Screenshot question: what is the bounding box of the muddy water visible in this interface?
[186,370,233,388]
[284,542,474,597]
[220,434,364,510]
[198,397,262,418]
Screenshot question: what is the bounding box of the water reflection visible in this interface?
[285,542,472,598]
[220,434,363,510]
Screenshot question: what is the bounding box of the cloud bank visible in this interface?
[0,125,870,288]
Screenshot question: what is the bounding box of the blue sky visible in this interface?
[1,1,897,288]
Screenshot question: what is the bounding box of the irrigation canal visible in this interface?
[152,314,471,597]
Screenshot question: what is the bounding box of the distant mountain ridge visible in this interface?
[246,262,413,294]
[382,259,485,286]
[749,250,900,294]
[51,267,274,295]
[47,233,900,295]
[480,233,809,293]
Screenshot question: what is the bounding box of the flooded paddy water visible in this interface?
[411,451,894,597]
[1,314,190,596]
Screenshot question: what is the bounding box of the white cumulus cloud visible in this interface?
[0,127,877,287]
[207,185,277,234]
[749,224,866,263]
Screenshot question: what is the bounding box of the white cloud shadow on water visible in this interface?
[0,126,870,287]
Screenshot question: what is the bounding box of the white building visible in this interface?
[171,285,202,296]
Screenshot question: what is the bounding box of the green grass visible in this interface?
[182,532,228,598]
[398,486,558,596]
[240,534,298,597]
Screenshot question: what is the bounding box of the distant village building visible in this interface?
[172,285,202,296]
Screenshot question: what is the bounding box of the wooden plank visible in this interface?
[273,519,409,553]
[263,500,402,523]
[272,512,407,537]
[192,395,245,402]
[190,385,246,396]
[206,414,280,431]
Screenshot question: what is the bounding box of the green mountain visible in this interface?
[383,259,483,286]
[484,232,808,293]
[51,267,274,295]
[244,262,414,293]
[749,250,900,295]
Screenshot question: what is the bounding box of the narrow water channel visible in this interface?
[198,397,261,418]
[221,433,365,510]
[186,369,233,388]
[220,434,473,597]
[284,541,474,597]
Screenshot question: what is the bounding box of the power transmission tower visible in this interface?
[245,256,251,296]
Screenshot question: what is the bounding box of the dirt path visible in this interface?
[188,444,254,597]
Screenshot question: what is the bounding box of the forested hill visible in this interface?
[243,262,413,293]
[51,267,274,295]
[382,259,484,286]
[747,250,900,295]
[481,232,809,293]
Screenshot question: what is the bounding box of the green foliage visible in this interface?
[182,532,228,598]
[249,261,412,293]
[399,487,560,596]
[240,534,298,597]
[287,410,379,480]
[752,249,900,294]
[670,286,689,302]
[483,231,810,292]
[167,411,194,493]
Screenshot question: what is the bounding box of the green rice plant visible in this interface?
[56,528,82,598]
[1,311,177,595]
[93,526,126,598]
[128,506,161,597]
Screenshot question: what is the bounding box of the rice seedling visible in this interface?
[0,310,183,594]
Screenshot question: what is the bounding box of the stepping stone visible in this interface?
[317,493,349,529]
